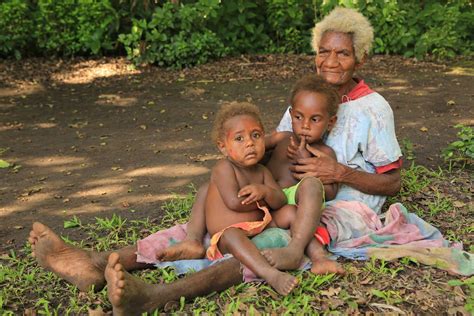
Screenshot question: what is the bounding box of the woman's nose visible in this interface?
[325,50,338,66]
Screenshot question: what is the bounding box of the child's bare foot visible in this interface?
[261,247,303,270]
[28,222,105,291]
[106,253,165,315]
[266,270,298,295]
[311,257,345,275]
[155,239,205,261]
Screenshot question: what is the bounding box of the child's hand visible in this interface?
[238,184,267,205]
[287,136,311,162]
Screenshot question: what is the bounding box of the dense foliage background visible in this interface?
[1,0,472,67]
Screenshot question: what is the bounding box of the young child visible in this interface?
[205,102,298,295]
[263,74,344,275]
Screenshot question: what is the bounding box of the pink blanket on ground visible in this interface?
[137,201,473,278]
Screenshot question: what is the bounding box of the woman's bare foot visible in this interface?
[311,257,345,275]
[261,247,303,270]
[106,253,166,315]
[155,239,205,261]
[265,270,298,296]
[28,222,106,291]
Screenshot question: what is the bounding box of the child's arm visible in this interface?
[265,131,292,150]
[238,166,287,210]
[211,160,263,212]
[311,145,339,201]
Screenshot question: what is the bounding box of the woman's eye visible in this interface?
[339,51,350,57]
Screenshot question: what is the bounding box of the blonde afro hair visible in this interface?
[312,7,374,62]
[211,102,263,144]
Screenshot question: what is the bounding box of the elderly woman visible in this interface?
[29,7,402,314]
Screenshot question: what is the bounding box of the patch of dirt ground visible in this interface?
[0,55,473,313]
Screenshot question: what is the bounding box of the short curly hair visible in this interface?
[211,102,263,144]
[290,74,339,117]
[311,7,374,62]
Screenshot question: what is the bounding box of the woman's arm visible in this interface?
[290,145,401,196]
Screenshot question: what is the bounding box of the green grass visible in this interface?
[0,165,472,314]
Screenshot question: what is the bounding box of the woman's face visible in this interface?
[315,31,359,87]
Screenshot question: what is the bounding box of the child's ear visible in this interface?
[327,115,337,131]
[217,141,227,156]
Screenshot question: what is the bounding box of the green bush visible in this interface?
[210,0,270,54]
[265,0,315,54]
[0,0,34,59]
[355,0,473,60]
[119,0,227,68]
[34,0,119,56]
[414,2,474,60]
[0,0,472,63]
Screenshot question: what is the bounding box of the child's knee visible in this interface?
[273,205,297,228]
[298,177,324,197]
[220,228,242,244]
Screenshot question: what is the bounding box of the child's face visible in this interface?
[290,91,337,144]
[217,115,265,168]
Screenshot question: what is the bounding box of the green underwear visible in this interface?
[282,178,326,206]
[282,182,301,205]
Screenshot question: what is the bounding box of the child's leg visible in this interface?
[219,228,298,296]
[263,177,323,270]
[155,183,208,261]
[306,239,345,275]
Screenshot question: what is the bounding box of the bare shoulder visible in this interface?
[274,132,292,149]
[272,133,292,156]
[211,159,235,177]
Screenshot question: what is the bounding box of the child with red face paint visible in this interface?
[263,74,344,275]
[205,102,298,296]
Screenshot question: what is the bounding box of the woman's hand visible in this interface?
[290,144,345,184]
[287,136,311,162]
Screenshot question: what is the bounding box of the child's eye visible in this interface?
[235,136,243,141]
[252,132,261,139]
[312,117,320,122]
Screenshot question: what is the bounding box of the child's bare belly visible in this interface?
[205,186,263,236]
[275,162,298,189]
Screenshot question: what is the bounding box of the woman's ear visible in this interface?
[327,115,337,131]
[217,141,227,156]
[355,54,367,70]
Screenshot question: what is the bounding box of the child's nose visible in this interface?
[245,138,255,147]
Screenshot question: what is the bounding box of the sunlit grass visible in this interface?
[0,166,471,314]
